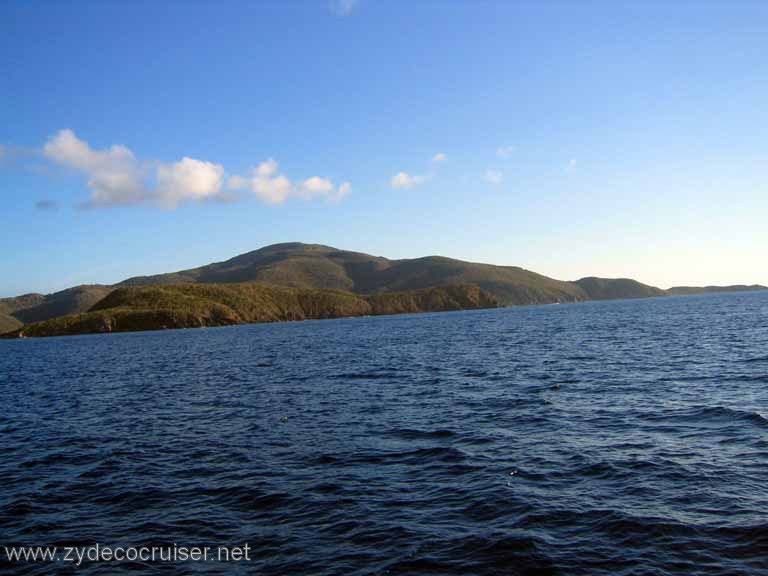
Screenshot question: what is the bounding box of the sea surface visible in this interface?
[1,291,768,575]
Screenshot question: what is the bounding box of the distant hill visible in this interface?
[119,242,588,306]
[0,285,113,326]
[3,243,761,332]
[575,277,666,300]
[666,285,768,296]
[2,283,499,338]
[0,293,45,316]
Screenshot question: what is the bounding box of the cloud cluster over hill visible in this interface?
[18,130,533,210]
[41,129,350,210]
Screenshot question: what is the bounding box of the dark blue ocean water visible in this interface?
[1,291,768,575]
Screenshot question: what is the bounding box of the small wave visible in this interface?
[694,406,768,427]
[642,405,768,428]
[385,428,457,440]
[734,374,768,383]
[330,371,401,380]
[312,446,468,467]
[383,533,555,575]
[19,451,95,469]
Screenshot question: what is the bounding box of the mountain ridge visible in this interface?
[2,243,766,328]
[116,242,590,305]
[666,285,768,296]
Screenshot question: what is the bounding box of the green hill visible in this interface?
[666,285,768,296]
[0,285,113,325]
[0,292,45,315]
[7,243,749,333]
[119,243,588,305]
[0,313,22,333]
[575,277,666,300]
[2,283,499,338]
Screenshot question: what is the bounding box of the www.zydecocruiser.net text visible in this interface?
[4,543,252,566]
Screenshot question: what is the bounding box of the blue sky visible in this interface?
[1,0,767,296]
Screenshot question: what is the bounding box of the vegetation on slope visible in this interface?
[2,283,498,338]
[118,243,587,305]
[0,293,45,315]
[367,284,497,314]
[0,313,22,333]
[0,285,113,325]
[574,277,666,300]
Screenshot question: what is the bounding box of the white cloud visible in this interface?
[43,129,230,208]
[38,130,351,209]
[241,159,350,205]
[329,0,357,16]
[300,176,350,203]
[249,158,292,204]
[300,176,335,198]
[432,152,446,163]
[156,157,224,208]
[567,158,577,171]
[255,158,278,178]
[44,129,146,207]
[333,181,352,203]
[485,169,503,185]
[497,146,515,158]
[391,171,426,189]
[251,174,293,204]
